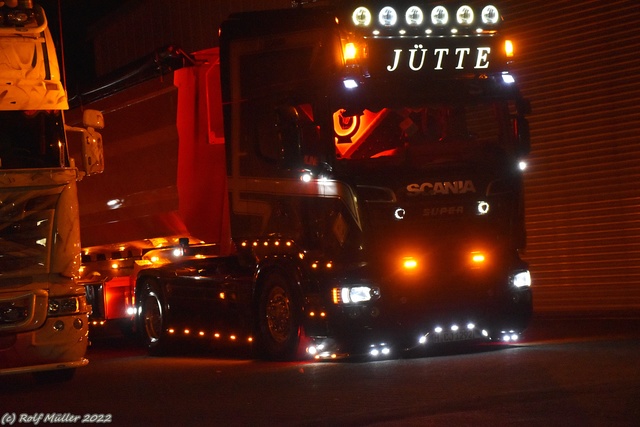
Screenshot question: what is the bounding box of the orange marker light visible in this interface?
[471,252,486,264]
[344,42,356,61]
[403,257,418,270]
[505,40,514,58]
[332,288,340,304]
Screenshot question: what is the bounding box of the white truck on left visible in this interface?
[0,0,104,382]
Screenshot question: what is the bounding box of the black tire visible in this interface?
[138,282,170,356]
[33,368,75,384]
[256,270,302,360]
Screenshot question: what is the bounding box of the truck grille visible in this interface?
[0,191,58,278]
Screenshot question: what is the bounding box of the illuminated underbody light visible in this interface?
[419,322,486,345]
[307,344,339,360]
[369,343,391,357]
[165,327,252,343]
[501,331,520,342]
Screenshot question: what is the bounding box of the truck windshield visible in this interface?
[0,110,66,169]
[334,101,515,165]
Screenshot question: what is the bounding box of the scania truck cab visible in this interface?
[211,2,532,357]
[0,1,104,381]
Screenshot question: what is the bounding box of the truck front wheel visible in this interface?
[256,271,301,360]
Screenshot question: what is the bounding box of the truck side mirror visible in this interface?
[65,108,105,176]
[83,109,104,130]
[81,128,105,175]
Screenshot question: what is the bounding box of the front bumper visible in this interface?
[1,314,90,375]
[305,267,533,358]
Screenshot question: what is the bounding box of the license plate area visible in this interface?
[428,329,477,344]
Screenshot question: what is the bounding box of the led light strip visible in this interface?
[352,5,500,28]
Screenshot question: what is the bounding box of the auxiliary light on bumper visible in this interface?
[332,286,380,304]
[511,270,532,288]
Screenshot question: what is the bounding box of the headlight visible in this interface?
[456,5,474,25]
[352,7,371,26]
[332,286,379,304]
[481,5,500,25]
[512,271,532,288]
[378,6,397,27]
[48,295,87,316]
[431,6,449,26]
[405,6,424,26]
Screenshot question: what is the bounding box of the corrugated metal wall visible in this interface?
[502,0,640,312]
[89,1,640,314]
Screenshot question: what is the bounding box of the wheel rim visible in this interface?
[143,293,163,343]
[265,285,292,344]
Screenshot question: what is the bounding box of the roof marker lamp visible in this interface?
[405,6,424,26]
[470,251,487,267]
[402,256,418,270]
[379,6,397,27]
[431,6,448,26]
[505,39,514,58]
[343,42,357,62]
[352,7,372,27]
[472,253,485,264]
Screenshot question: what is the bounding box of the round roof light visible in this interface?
[456,5,474,25]
[379,6,398,26]
[352,7,372,26]
[481,5,500,25]
[405,6,424,26]
[431,6,449,26]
